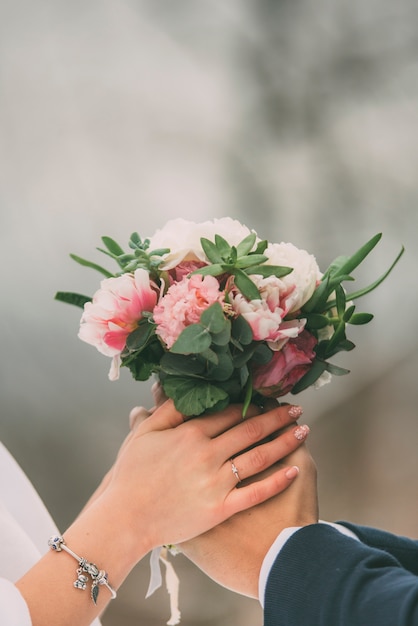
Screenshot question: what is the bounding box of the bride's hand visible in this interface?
[179,442,318,598]
[101,399,309,558]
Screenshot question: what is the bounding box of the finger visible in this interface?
[227,424,310,484]
[215,404,304,461]
[151,381,168,408]
[225,464,300,515]
[129,406,152,430]
[193,404,260,439]
[137,398,185,433]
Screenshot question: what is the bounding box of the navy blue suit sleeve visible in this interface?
[338,521,418,576]
[264,524,418,626]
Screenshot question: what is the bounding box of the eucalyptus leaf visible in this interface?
[231,315,253,345]
[160,352,206,376]
[200,302,228,334]
[207,352,234,381]
[211,324,231,346]
[170,324,212,354]
[251,343,273,365]
[125,320,155,351]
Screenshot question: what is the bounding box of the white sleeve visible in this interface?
[258,521,359,607]
[0,579,32,626]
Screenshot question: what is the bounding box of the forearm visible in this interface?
[16,491,150,626]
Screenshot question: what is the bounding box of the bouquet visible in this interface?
[56,217,404,417]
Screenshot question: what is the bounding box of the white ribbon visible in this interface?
[146,546,181,625]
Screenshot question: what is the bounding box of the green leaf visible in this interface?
[247,264,293,279]
[160,352,206,376]
[125,321,155,352]
[207,352,234,381]
[324,321,347,356]
[348,312,374,325]
[214,234,232,259]
[162,377,229,416]
[251,343,273,365]
[343,304,356,322]
[325,362,350,376]
[54,291,92,308]
[231,315,253,345]
[235,254,267,269]
[232,344,256,368]
[69,254,114,278]
[291,360,327,394]
[302,276,331,313]
[232,269,261,301]
[254,240,268,255]
[200,302,228,334]
[344,245,405,302]
[200,238,223,264]
[335,284,346,318]
[305,313,331,330]
[236,233,257,257]
[170,324,212,354]
[211,323,231,346]
[200,348,219,365]
[242,372,254,416]
[191,263,224,277]
[101,236,125,256]
[329,234,382,278]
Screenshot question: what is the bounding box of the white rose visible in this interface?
[264,242,322,312]
[149,217,258,269]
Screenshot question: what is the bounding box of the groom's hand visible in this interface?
[180,443,318,598]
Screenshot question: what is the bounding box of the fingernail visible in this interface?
[288,405,303,419]
[285,465,300,479]
[293,424,310,441]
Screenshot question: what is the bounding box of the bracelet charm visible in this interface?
[48,535,117,604]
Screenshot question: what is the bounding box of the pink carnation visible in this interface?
[252,330,317,397]
[78,268,157,380]
[229,275,306,349]
[154,274,224,349]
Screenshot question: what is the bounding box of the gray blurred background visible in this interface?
[1,1,418,624]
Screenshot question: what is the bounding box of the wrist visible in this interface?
[65,489,152,586]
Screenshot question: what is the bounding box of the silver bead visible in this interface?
[48,535,64,551]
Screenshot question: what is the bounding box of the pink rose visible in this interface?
[154,274,224,349]
[78,268,157,380]
[252,330,317,397]
[167,260,208,283]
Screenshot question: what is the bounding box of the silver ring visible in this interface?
[230,460,241,483]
